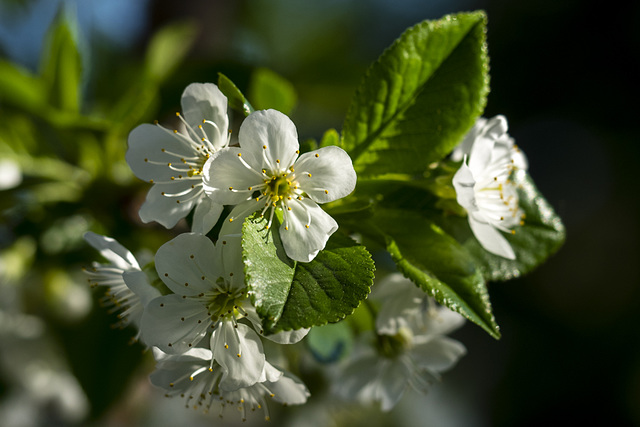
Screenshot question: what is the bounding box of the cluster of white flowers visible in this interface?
[83,83,529,419]
[452,115,528,259]
[84,82,360,420]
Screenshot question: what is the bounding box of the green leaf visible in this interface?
[248,68,297,115]
[342,11,489,178]
[242,214,375,333]
[360,208,500,339]
[0,60,46,111]
[242,213,296,331]
[145,21,199,83]
[40,8,82,113]
[440,171,566,281]
[319,128,340,148]
[218,73,254,117]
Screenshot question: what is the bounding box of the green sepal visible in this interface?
[218,73,254,117]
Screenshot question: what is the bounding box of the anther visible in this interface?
[315,153,319,158]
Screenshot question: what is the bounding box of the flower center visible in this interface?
[267,174,293,202]
[377,328,413,358]
[207,278,247,321]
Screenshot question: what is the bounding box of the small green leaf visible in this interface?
[361,208,500,339]
[218,73,254,117]
[342,11,489,178]
[248,68,297,115]
[145,21,199,83]
[440,171,566,281]
[242,214,375,333]
[319,128,340,148]
[40,8,82,113]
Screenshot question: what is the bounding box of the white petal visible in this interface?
[141,294,211,353]
[262,327,310,344]
[138,182,200,228]
[280,198,338,262]
[377,359,411,411]
[335,355,379,400]
[122,270,160,307]
[83,232,139,270]
[155,233,224,295]
[192,197,223,235]
[261,361,283,383]
[418,306,466,337]
[294,146,357,203]
[468,213,516,260]
[467,115,507,174]
[411,336,466,372]
[452,161,477,212]
[267,372,310,405]
[181,83,229,151]
[126,124,198,182]
[203,147,262,205]
[213,322,266,391]
[238,109,300,171]
[451,117,487,161]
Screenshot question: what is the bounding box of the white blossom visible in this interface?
[150,347,309,421]
[126,83,230,234]
[335,274,466,411]
[452,115,526,259]
[140,233,266,390]
[203,109,357,262]
[83,232,160,339]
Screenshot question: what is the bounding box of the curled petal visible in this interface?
[280,198,338,262]
[294,146,357,204]
[238,109,300,171]
[83,232,139,270]
[141,294,211,353]
[155,233,223,295]
[452,161,477,213]
[468,213,516,260]
[467,115,507,174]
[181,83,229,150]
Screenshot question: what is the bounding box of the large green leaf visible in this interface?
[352,208,500,338]
[341,11,489,178]
[242,214,374,333]
[439,171,566,281]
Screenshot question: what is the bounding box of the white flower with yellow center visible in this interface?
[126,83,230,234]
[335,274,466,411]
[82,232,161,341]
[141,233,268,390]
[203,109,357,262]
[452,115,526,260]
[150,347,309,421]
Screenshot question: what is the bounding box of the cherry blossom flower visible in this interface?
[83,232,161,340]
[203,109,356,262]
[141,233,267,390]
[126,83,230,234]
[334,274,466,411]
[150,347,309,421]
[452,115,526,259]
